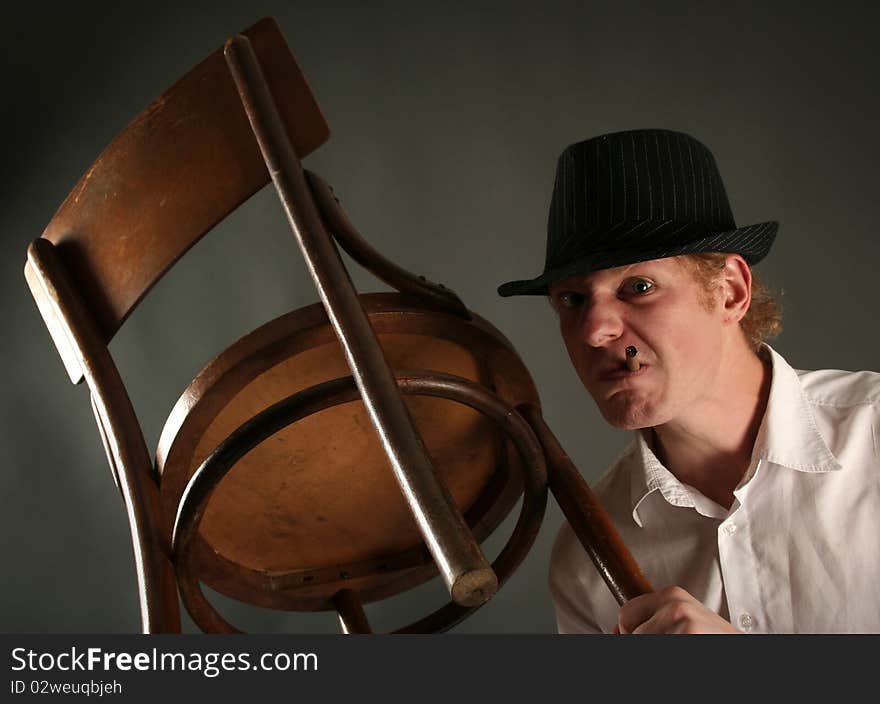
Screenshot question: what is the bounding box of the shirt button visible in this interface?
[724,523,738,535]
[739,613,754,632]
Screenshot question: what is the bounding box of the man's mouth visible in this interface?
[594,351,650,381]
[598,364,649,381]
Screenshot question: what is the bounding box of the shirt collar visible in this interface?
[628,344,842,526]
[758,344,842,474]
[629,431,693,527]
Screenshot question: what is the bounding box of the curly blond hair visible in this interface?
[682,252,782,349]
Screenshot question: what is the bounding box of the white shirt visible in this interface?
[549,346,880,633]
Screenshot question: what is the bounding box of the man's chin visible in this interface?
[597,394,658,430]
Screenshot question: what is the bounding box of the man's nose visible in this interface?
[579,301,624,348]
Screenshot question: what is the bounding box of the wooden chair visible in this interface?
[25,18,650,633]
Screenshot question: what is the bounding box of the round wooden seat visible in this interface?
[156,293,544,625]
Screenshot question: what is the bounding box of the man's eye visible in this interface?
[557,292,585,308]
[625,278,654,296]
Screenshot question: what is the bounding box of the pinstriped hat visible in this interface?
[498,129,778,296]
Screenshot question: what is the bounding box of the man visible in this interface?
[498,129,880,633]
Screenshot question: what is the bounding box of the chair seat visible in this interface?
[156,292,540,610]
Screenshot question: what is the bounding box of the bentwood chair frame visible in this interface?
[25,18,650,633]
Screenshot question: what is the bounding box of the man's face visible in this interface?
[549,256,728,430]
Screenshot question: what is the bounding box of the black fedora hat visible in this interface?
[498,129,778,297]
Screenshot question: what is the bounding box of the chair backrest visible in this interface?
[32,17,329,358]
[22,17,331,634]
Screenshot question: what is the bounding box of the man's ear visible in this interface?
[720,254,752,324]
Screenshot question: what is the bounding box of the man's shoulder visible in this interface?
[791,366,879,466]
[796,366,880,409]
[592,440,639,501]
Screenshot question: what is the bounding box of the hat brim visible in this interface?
[497,220,778,297]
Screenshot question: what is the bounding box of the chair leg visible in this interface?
[26,239,182,633]
[517,403,653,605]
[333,589,372,634]
[224,33,495,608]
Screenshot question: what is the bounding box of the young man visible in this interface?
[498,129,880,633]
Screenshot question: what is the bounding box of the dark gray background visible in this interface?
[2,0,877,633]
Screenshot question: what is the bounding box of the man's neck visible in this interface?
[651,342,772,510]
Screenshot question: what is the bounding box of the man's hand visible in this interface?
[616,586,741,634]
